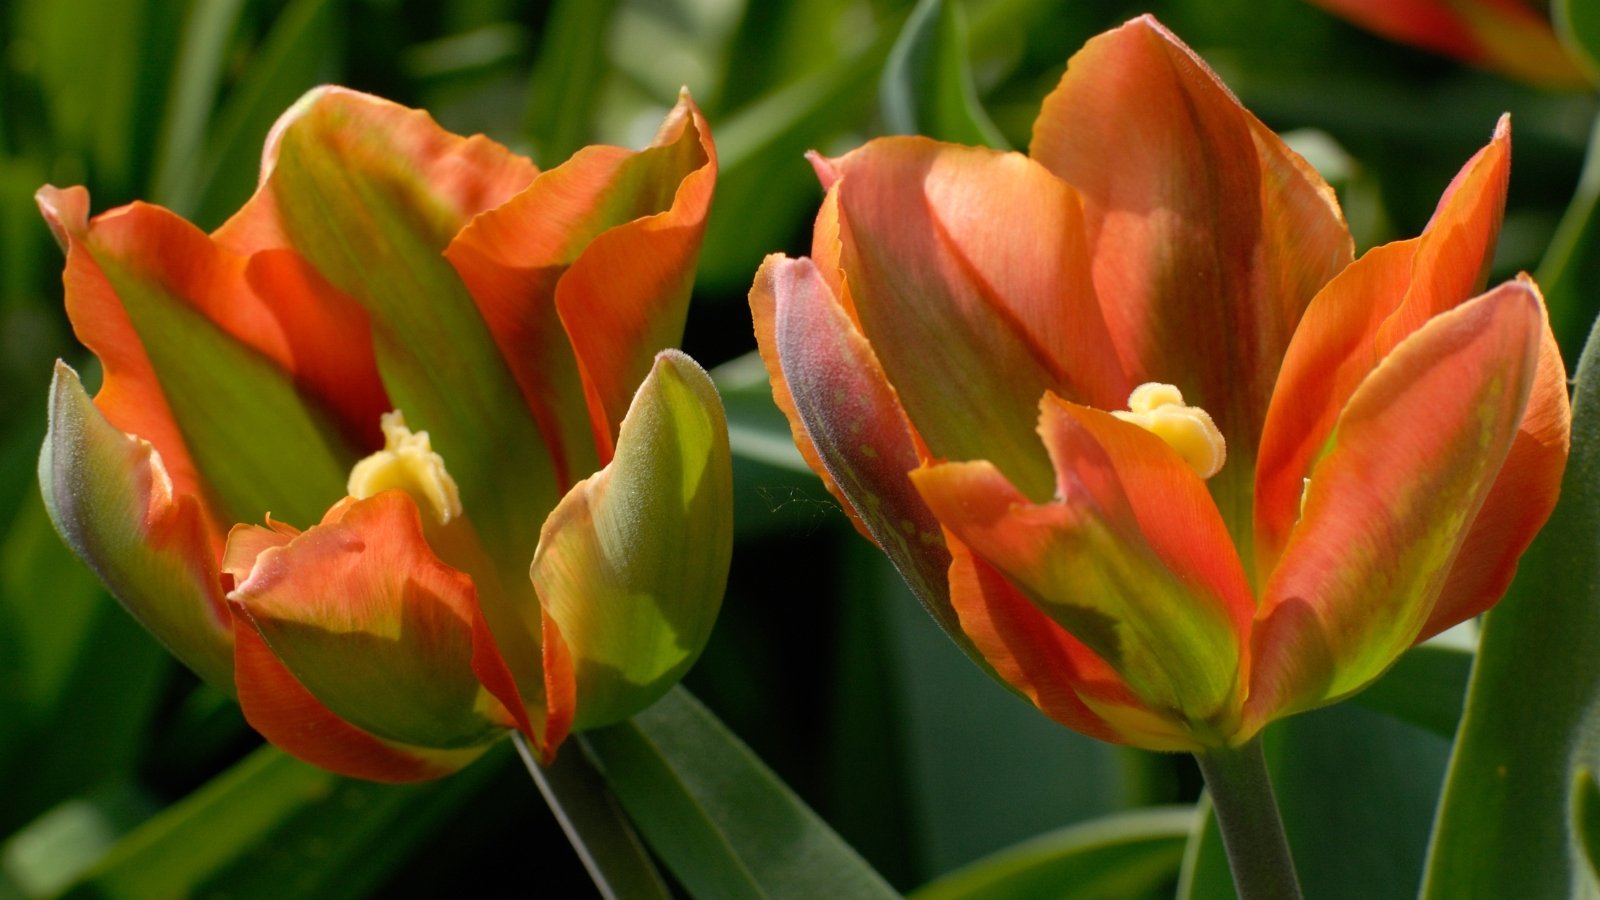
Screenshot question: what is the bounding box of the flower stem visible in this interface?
[1193,736,1303,900]
[513,732,671,900]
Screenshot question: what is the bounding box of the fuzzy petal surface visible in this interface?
[530,351,731,736]
[42,363,233,688]
[753,255,981,655]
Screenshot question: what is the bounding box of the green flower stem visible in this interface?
[1194,736,1303,900]
[513,731,672,900]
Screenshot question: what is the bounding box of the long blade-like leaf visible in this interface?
[583,687,897,900]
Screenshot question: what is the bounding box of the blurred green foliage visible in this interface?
[1,0,1596,897]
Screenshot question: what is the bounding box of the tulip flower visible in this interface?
[750,15,1570,757]
[39,86,731,783]
[1304,0,1591,89]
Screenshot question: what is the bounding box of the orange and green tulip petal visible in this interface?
[940,536,1129,744]
[751,254,982,655]
[1255,119,1509,575]
[447,91,714,474]
[913,398,1251,744]
[1421,316,1569,637]
[1249,281,1544,727]
[243,87,555,583]
[828,137,1124,499]
[231,613,487,783]
[227,491,518,750]
[1305,0,1590,88]
[1030,15,1352,538]
[39,186,217,533]
[530,351,731,738]
[42,192,362,531]
[237,248,390,451]
[42,363,234,689]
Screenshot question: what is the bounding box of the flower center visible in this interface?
[347,411,462,525]
[1111,383,1225,479]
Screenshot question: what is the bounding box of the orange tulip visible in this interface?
[1305,0,1591,88]
[751,16,1570,751]
[40,87,731,781]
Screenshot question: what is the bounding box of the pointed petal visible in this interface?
[40,188,363,529]
[1422,298,1570,636]
[551,93,716,462]
[530,351,731,733]
[755,254,997,665]
[912,398,1250,742]
[1255,119,1511,574]
[228,492,517,749]
[232,615,488,783]
[830,136,1124,498]
[41,362,234,688]
[240,86,559,574]
[1249,282,1544,726]
[1029,15,1352,537]
[447,92,714,478]
[38,186,210,523]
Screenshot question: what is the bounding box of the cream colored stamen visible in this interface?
[347,411,463,525]
[1111,383,1226,479]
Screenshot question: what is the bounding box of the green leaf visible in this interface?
[18,0,177,197]
[187,0,343,230]
[148,0,245,214]
[1557,0,1600,87]
[522,0,619,167]
[911,805,1192,900]
[513,732,670,900]
[880,0,1007,148]
[1422,313,1600,900]
[582,687,898,900]
[54,744,509,899]
[697,23,899,293]
[1536,111,1600,361]
[0,488,169,835]
[1574,768,1600,889]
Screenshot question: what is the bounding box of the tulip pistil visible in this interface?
[347,411,463,526]
[1112,383,1226,479]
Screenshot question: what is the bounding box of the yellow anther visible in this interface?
[1111,383,1226,479]
[347,411,463,526]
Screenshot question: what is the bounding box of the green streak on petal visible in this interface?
[96,255,352,528]
[267,100,556,583]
